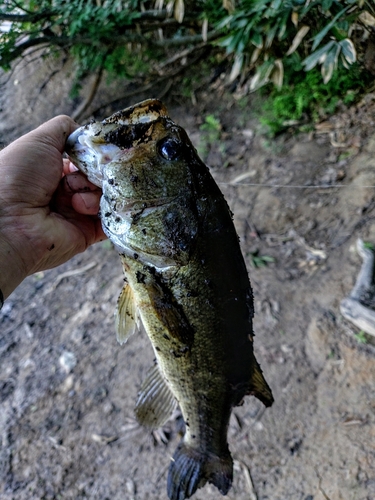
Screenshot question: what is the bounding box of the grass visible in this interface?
[197,114,223,159]
[248,251,275,268]
[354,330,368,344]
[259,62,373,137]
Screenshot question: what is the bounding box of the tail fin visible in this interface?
[167,441,233,500]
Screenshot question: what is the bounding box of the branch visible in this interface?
[154,30,220,47]
[0,9,167,24]
[89,46,211,119]
[0,36,58,66]
[71,66,104,122]
[0,10,55,22]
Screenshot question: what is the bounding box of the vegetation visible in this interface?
[248,250,275,268]
[1,1,375,119]
[354,330,368,344]
[260,61,373,135]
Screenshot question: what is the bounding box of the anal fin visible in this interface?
[135,364,177,428]
[248,361,274,407]
[115,283,140,345]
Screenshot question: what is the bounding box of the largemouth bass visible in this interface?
[66,99,273,500]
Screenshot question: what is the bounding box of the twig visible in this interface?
[234,460,258,500]
[157,40,212,69]
[88,47,209,118]
[156,79,173,101]
[315,469,332,500]
[43,261,97,295]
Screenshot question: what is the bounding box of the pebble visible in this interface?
[59,351,77,373]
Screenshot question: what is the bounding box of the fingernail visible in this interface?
[80,192,99,212]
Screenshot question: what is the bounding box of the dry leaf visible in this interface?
[286,26,310,56]
[359,11,375,27]
[270,59,284,89]
[229,53,244,82]
[223,0,235,13]
[291,11,299,27]
[202,18,208,42]
[174,0,185,23]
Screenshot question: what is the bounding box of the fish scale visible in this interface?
[66,98,273,500]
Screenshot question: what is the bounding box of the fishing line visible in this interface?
[218,182,375,189]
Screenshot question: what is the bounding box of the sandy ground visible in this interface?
[1,56,375,500]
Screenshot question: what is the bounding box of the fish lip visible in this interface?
[65,128,103,186]
[65,127,83,153]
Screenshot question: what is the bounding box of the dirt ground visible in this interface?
[1,57,375,500]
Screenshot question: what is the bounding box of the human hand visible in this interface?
[0,115,106,300]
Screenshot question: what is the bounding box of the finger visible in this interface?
[72,191,101,215]
[62,159,70,176]
[62,159,79,175]
[69,162,79,173]
[64,172,100,193]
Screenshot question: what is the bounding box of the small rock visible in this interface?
[61,374,74,392]
[59,351,77,373]
[254,421,264,431]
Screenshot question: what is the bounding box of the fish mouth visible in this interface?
[66,127,122,188]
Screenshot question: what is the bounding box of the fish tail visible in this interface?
[167,441,233,500]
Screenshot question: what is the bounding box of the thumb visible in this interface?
[28,115,79,154]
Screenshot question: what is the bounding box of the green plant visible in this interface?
[2,1,374,87]
[363,242,375,251]
[248,250,275,268]
[197,114,223,158]
[0,0,222,93]
[1,0,374,125]
[354,330,368,344]
[259,62,372,136]
[217,0,375,88]
[200,114,222,141]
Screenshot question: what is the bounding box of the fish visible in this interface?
[66,99,274,500]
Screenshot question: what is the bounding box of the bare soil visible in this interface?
[1,57,375,500]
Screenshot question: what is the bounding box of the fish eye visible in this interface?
[158,137,182,161]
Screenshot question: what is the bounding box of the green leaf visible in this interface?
[271,0,283,11]
[250,31,263,48]
[250,59,275,91]
[322,0,334,11]
[311,6,350,51]
[265,22,278,48]
[302,40,335,71]
[321,43,340,83]
[340,38,356,64]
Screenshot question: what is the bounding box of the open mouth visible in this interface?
[66,128,123,187]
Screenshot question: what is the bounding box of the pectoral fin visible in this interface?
[145,270,194,346]
[135,364,177,428]
[115,283,140,345]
